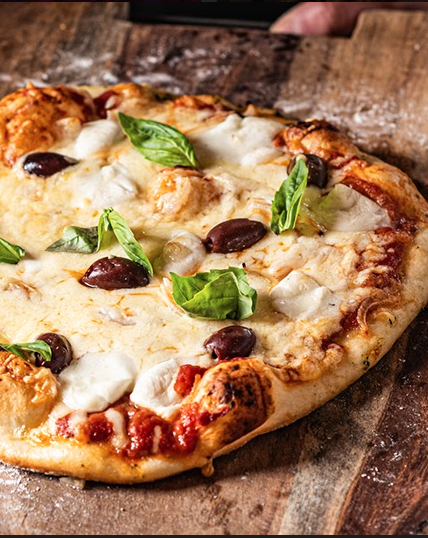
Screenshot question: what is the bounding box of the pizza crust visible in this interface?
[0,83,428,483]
[0,84,96,165]
[0,353,57,432]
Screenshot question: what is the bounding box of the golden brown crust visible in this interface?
[0,439,210,484]
[0,83,97,165]
[0,352,57,432]
[94,82,173,116]
[173,94,236,112]
[190,359,274,454]
[277,119,355,160]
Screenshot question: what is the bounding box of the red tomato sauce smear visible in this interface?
[55,364,218,458]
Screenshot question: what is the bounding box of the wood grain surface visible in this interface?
[0,3,427,535]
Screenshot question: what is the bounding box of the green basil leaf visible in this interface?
[97,208,114,251]
[0,341,52,362]
[171,267,257,320]
[46,208,153,275]
[0,237,25,264]
[270,158,308,234]
[46,226,99,253]
[107,209,153,276]
[118,112,197,168]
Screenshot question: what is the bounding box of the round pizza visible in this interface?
[0,82,427,484]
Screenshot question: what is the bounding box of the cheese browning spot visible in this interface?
[148,168,219,221]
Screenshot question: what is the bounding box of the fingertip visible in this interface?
[270,16,294,34]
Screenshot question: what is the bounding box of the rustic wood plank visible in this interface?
[120,24,300,101]
[337,311,428,535]
[0,2,130,96]
[0,4,428,535]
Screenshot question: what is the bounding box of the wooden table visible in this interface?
[0,3,428,535]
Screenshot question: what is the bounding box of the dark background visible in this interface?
[129,2,298,29]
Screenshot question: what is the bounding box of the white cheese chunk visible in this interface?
[59,352,138,413]
[74,119,123,159]
[155,231,206,276]
[130,357,198,419]
[311,184,391,232]
[270,270,341,322]
[192,114,282,166]
[73,162,137,208]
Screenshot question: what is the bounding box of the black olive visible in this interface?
[80,256,150,290]
[204,326,256,361]
[204,219,267,254]
[35,333,73,374]
[23,152,77,178]
[287,153,328,188]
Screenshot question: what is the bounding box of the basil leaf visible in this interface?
[270,158,308,234]
[0,237,25,264]
[97,208,114,251]
[46,208,153,275]
[46,226,99,253]
[118,113,197,168]
[0,341,52,362]
[107,209,153,276]
[171,267,257,320]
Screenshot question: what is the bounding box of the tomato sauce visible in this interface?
[174,365,207,397]
[55,366,220,458]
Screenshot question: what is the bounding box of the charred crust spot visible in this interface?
[294,119,339,134]
[219,382,234,405]
[274,119,341,155]
[193,360,273,448]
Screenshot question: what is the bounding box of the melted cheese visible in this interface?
[130,358,190,419]
[154,231,206,276]
[310,184,391,232]
[270,270,341,322]
[59,352,138,413]
[71,161,137,208]
[74,119,124,159]
[0,88,399,417]
[191,114,283,167]
[104,408,128,449]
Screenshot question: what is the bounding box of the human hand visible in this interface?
[271,2,428,36]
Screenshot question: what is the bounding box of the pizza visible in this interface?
[0,82,427,484]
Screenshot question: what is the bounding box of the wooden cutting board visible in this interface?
[0,3,427,535]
